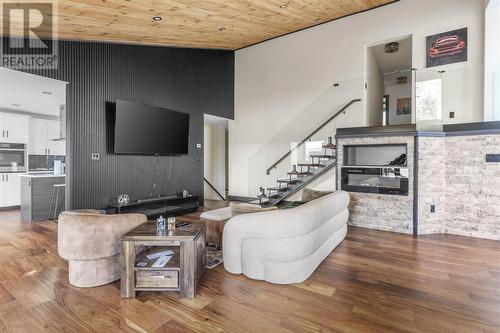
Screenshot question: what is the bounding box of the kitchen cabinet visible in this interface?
[0,114,29,143]
[46,120,65,155]
[29,118,65,155]
[20,175,65,222]
[29,118,47,155]
[0,173,21,207]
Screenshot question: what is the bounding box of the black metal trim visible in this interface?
[204,177,226,201]
[340,166,409,196]
[445,129,500,137]
[443,121,500,132]
[335,136,339,190]
[413,136,419,237]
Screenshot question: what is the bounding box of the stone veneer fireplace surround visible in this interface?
[337,135,416,235]
[336,122,500,241]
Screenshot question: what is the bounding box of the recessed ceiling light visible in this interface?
[152,16,162,21]
[12,104,20,107]
[280,4,287,9]
[42,91,52,95]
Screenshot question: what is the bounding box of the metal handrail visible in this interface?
[266,98,361,175]
[204,177,226,201]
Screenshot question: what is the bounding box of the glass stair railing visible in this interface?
[248,77,364,206]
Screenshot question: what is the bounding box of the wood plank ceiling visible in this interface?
[4,0,398,50]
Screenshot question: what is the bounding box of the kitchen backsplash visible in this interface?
[29,155,65,171]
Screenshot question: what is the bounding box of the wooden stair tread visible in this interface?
[277,179,299,184]
[287,171,311,176]
[267,186,289,192]
[297,163,324,167]
[323,144,337,149]
[309,155,335,159]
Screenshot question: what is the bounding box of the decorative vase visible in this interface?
[156,215,166,231]
[117,194,129,207]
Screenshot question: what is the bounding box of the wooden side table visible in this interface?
[120,221,206,299]
[203,218,228,249]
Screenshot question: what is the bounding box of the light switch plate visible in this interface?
[196,144,202,149]
[91,153,100,161]
[486,154,500,162]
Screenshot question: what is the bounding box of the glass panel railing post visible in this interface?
[412,68,417,125]
[494,71,498,120]
[415,68,443,132]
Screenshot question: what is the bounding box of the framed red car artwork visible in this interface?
[426,28,467,68]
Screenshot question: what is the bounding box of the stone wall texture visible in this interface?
[440,135,500,240]
[339,133,500,240]
[337,136,415,234]
[417,136,447,235]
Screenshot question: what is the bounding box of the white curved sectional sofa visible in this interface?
[223,191,349,284]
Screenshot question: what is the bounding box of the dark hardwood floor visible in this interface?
[0,201,500,332]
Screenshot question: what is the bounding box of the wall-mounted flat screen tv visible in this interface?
[113,99,189,155]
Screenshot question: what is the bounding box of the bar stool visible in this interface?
[48,183,66,221]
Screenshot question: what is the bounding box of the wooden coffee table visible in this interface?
[120,220,206,299]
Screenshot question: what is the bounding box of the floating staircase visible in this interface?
[255,143,337,206]
[250,98,361,207]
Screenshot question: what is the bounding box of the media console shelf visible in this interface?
[109,195,199,219]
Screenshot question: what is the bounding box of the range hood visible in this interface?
[52,104,66,141]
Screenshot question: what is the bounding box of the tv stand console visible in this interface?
[109,195,199,219]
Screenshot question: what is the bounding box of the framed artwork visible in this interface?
[426,28,467,68]
[397,98,411,115]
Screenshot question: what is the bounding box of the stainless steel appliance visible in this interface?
[0,143,26,173]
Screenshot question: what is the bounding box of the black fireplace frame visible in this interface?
[341,166,409,196]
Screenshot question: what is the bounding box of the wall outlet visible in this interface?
[91,153,100,161]
[449,111,455,119]
[430,205,436,213]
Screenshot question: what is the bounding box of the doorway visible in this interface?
[203,114,228,201]
[366,36,413,126]
[0,68,68,222]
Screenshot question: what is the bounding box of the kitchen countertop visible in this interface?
[19,173,66,178]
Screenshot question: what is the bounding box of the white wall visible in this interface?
[365,48,384,126]
[230,0,485,197]
[204,123,226,200]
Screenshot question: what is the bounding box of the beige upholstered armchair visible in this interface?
[58,210,147,288]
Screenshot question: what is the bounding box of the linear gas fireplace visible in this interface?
[341,144,409,196]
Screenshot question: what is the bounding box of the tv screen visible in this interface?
[113,99,189,155]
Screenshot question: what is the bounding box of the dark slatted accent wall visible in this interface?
[6,39,234,209]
